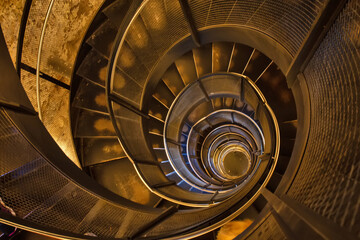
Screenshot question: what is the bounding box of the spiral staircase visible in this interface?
[0,0,359,239]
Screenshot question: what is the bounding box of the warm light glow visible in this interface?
[154,93,168,106]
[118,45,136,68]
[95,93,106,106]
[141,1,167,31]
[102,143,123,154]
[94,118,115,133]
[150,128,161,134]
[213,44,221,72]
[213,98,222,108]
[163,77,179,94]
[152,142,161,148]
[217,219,253,240]
[197,66,205,76]
[187,103,209,122]
[149,110,163,120]
[224,98,233,107]
[98,66,107,82]
[113,71,126,90]
[235,100,244,109]
[127,18,149,48]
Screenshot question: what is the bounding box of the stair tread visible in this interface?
[228,44,254,73]
[148,117,164,136]
[0,158,45,184]
[86,20,118,58]
[77,49,108,86]
[279,121,298,139]
[153,148,168,163]
[162,64,185,97]
[192,44,212,77]
[73,79,108,114]
[185,101,213,126]
[1,164,69,218]
[152,81,175,109]
[255,63,297,123]
[75,110,117,138]
[175,51,198,86]
[123,15,161,71]
[90,159,160,206]
[243,49,272,81]
[148,97,169,122]
[102,0,131,28]
[81,138,127,167]
[212,42,234,73]
[113,105,157,162]
[160,161,174,175]
[165,171,182,183]
[77,48,143,108]
[177,179,191,191]
[149,134,165,150]
[85,156,127,168]
[73,106,110,117]
[111,67,143,106]
[116,41,149,87]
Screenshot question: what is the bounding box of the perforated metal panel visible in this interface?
[189,0,325,56]
[145,195,241,237]
[115,0,325,108]
[245,214,286,240]
[0,113,40,176]
[145,183,265,237]
[0,109,160,238]
[2,0,358,238]
[116,0,189,93]
[287,0,360,237]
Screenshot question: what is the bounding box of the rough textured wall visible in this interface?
[0,0,25,65]
[21,0,105,82]
[0,1,105,167]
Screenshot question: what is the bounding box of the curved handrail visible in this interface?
[188,122,258,186]
[166,109,265,194]
[163,73,276,193]
[104,0,193,206]
[0,30,162,240]
[15,0,32,77]
[105,0,281,235]
[35,0,55,121]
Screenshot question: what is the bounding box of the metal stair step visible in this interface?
[81,138,127,167]
[73,79,108,114]
[86,20,118,59]
[76,49,108,87]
